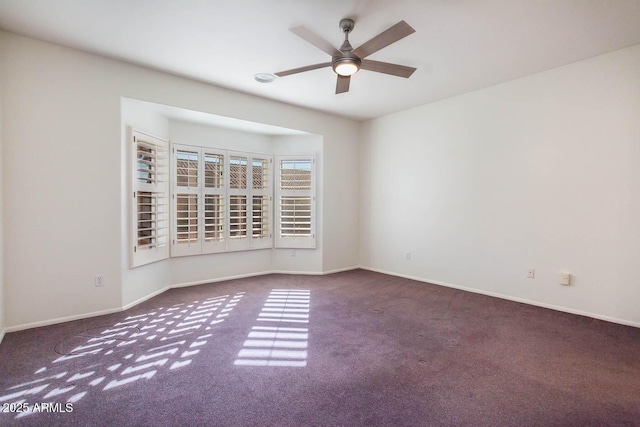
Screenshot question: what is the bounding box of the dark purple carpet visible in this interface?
[1,270,639,426]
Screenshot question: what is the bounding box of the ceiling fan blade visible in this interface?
[336,75,351,94]
[353,20,415,59]
[274,62,332,77]
[291,26,342,57]
[360,59,416,78]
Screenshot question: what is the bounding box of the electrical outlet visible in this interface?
[95,275,104,287]
[406,252,411,261]
[527,268,535,279]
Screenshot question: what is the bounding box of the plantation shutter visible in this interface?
[130,128,169,267]
[202,150,226,253]
[172,146,201,256]
[170,145,272,255]
[251,156,273,249]
[275,154,316,249]
[227,153,250,251]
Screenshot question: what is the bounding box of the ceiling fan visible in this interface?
[274,18,417,94]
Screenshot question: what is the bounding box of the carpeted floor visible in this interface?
[1,269,639,426]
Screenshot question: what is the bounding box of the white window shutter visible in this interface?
[130,128,169,268]
[275,154,316,249]
[202,150,226,253]
[171,146,201,257]
[250,156,273,249]
[227,153,250,251]
[170,146,272,256]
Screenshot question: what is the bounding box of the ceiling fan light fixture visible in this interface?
[332,57,361,76]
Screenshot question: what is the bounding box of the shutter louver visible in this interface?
[280,159,311,190]
[205,153,224,188]
[204,194,224,242]
[176,150,198,187]
[252,158,269,189]
[136,144,157,185]
[136,191,169,249]
[229,195,247,238]
[280,196,312,236]
[252,195,270,238]
[176,194,198,244]
[230,156,247,189]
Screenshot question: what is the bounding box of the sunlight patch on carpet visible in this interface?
[235,289,310,367]
[0,292,244,420]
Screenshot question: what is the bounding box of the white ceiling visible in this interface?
[2,0,640,121]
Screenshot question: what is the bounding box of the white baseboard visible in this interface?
[359,265,640,329]
[122,271,274,311]
[271,269,324,275]
[0,329,5,345]
[170,270,274,289]
[271,266,359,276]
[122,286,171,311]
[322,266,360,275]
[3,267,360,333]
[4,307,123,333]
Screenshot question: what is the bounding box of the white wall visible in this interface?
[360,44,640,326]
[169,119,275,152]
[319,129,360,273]
[3,34,123,327]
[2,31,359,329]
